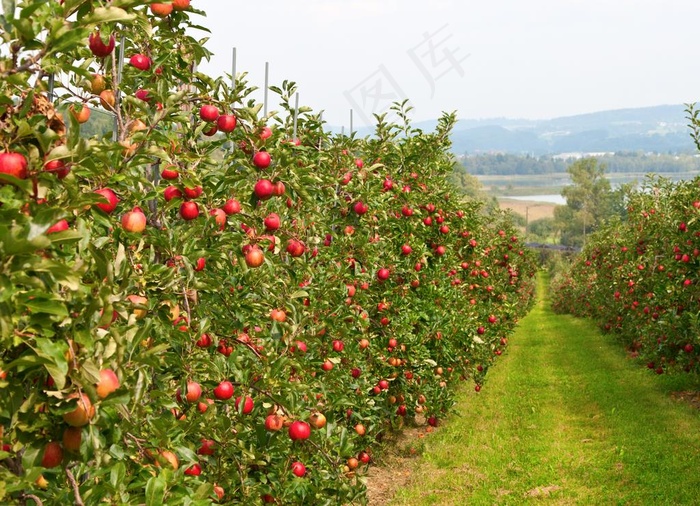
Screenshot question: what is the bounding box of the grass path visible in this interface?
[381,272,700,505]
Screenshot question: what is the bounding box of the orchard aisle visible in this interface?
[375,272,700,505]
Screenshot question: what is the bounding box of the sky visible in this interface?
[192,0,700,129]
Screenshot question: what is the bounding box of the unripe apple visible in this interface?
[99,90,116,110]
[90,74,106,94]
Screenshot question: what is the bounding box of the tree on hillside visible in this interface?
[555,158,613,246]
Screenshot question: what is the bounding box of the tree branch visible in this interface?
[65,468,85,506]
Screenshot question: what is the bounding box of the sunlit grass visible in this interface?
[386,272,700,505]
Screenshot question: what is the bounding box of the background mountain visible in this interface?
[409,104,695,155]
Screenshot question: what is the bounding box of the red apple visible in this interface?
[43,158,69,179]
[184,463,202,476]
[69,104,91,124]
[172,0,190,9]
[62,393,95,427]
[129,54,152,71]
[291,461,306,477]
[163,186,183,201]
[234,395,254,414]
[222,198,241,215]
[161,165,179,180]
[213,381,234,400]
[288,420,311,441]
[210,208,226,230]
[88,31,115,58]
[253,151,271,169]
[286,239,305,257]
[401,244,412,255]
[198,439,215,455]
[0,152,28,180]
[353,201,368,215]
[62,427,82,453]
[150,3,173,17]
[254,179,274,200]
[377,268,390,281]
[47,219,69,234]
[135,89,152,102]
[183,185,203,199]
[180,201,199,220]
[41,442,63,468]
[194,257,206,271]
[199,105,219,122]
[264,213,280,231]
[244,246,265,268]
[216,114,237,133]
[95,188,119,214]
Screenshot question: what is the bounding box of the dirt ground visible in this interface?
[498,198,558,221]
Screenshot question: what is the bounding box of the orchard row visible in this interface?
[552,175,700,375]
[0,1,536,504]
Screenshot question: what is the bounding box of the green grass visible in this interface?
[386,272,700,505]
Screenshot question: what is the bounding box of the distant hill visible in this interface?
[414,105,695,155]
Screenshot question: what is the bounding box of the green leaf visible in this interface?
[2,0,14,21]
[82,6,137,25]
[145,474,166,506]
[25,298,68,317]
[110,461,125,489]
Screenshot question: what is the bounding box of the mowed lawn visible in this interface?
[384,272,700,505]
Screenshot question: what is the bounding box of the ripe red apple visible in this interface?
[43,158,69,179]
[244,246,265,268]
[234,395,254,414]
[264,213,280,231]
[377,268,390,281]
[213,380,234,400]
[88,31,115,58]
[129,54,151,71]
[332,340,345,352]
[321,360,334,372]
[253,151,271,169]
[286,239,305,257]
[265,414,284,431]
[358,451,370,464]
[259,126,272,140]
[184,463,202,476]
[292,340,307,353]
[194,257,206,271]
[291,461,306,477]
[196,333,212,348]
[254,179,274,200]
[199,105,219,122]
[163,186,182,201]
[353,201,368,215]
[183,185,203,199]
[96,368,120,399]
[210,208,226,230]
[179,202,199,220]
[288,420,311,441]
[179,381,202,403]
[270,308,287,322]
[0,152,28,180]
[427,416,438,427]
[273,180,286,196]
[477,326,485,335]
[150,2,173,16]
[401,244,412,255]
[63,393,95,427]
[94,188,119,214]
[41,442,63,468]
[172,0,190,9]
[62,427,82,453]
[216,114,237,133]
[161,165,179,180]
[351,367,361,378]
[198,439,215,456]
[222,198,241,215]
[354,423,366,436]
[47,219,69,234]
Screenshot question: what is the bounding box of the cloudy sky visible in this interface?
[193,0,700,128]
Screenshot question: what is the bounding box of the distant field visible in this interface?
[498,198,558,221]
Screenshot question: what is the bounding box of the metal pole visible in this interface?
[349,109,353,136]
[231,47,237,91]
[114,35,125,142]
[293,92,299,140]
[263,61,269,118]
[47,74,55,102]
